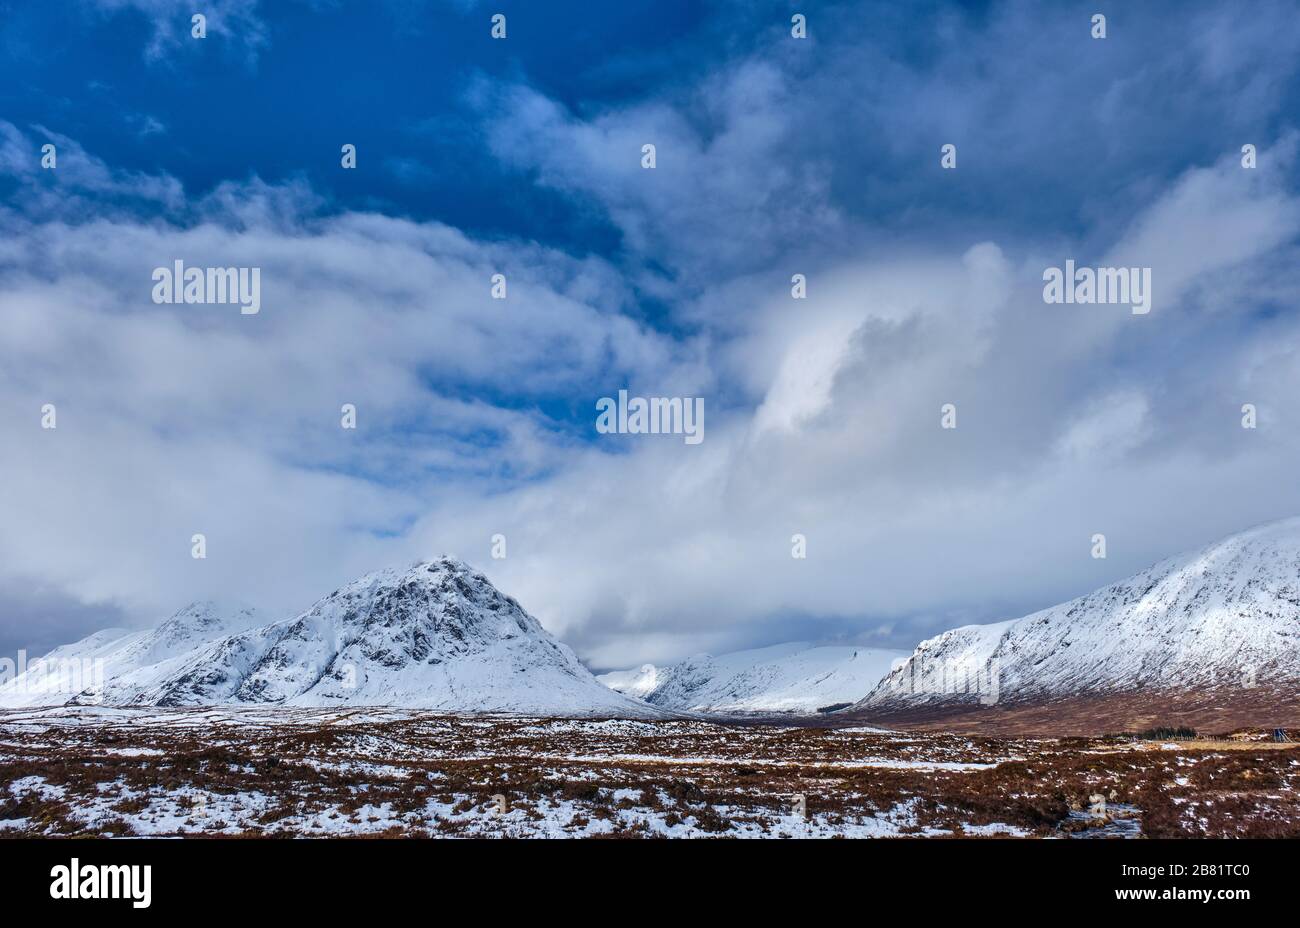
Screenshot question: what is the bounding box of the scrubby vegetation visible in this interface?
[1,709,1297,838]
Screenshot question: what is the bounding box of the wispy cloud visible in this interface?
[84,0,268,63]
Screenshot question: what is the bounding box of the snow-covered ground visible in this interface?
[6,706,1293,838]
[0,707,1045,838]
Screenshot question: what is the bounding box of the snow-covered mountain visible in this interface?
[0,601,266,709]
[596,663,660,699]
[1,559,660,717]
[600,642,908,714]
[857,518,1300,712]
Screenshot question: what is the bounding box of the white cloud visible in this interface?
[6,7,1300,671]
[1053,392,1151,462]
[6,132,1300,666]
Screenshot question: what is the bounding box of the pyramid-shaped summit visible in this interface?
[226,557,608,707]
[1,559,660,717]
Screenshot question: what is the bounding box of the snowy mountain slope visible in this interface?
[0,627,135,709]
[69,558,661,717]
[857,518,1300,711]
[601,642,908,714]
[0,602,265,709]
[596,664,660,699]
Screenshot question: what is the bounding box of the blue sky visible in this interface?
[3,0,1300,669]
[1,1,712,256]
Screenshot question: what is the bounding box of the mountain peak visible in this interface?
[396,556,474,579]
[158,600,262,633]
[40,558,663,716]
[332,557,499,599]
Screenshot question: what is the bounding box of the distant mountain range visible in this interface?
[5,520,1299,725]
[598,643,907,714]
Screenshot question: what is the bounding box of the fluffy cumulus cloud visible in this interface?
[4,1,1300,669]
[0,126,700,633]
